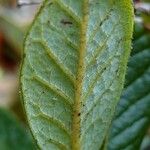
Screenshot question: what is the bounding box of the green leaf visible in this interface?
[21,0,133,149]
[108,23,150,150]
[0,108,35,150]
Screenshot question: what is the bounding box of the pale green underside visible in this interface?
[21,0,133,150]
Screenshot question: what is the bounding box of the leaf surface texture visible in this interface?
[21,0,133,149]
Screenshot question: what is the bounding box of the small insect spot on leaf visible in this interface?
[78,113,81,116]
[61,19,73,26]
[99,22,103,26]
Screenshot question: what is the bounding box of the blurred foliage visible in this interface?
[0,14,25,54]
[0,0,16,7]
[0,108,35,150]
[135,0,150,30]
[0,67,3,78]
[0,1,38,149]
[108,22,150,150]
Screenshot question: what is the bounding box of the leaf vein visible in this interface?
[38,126,69,150]
[46,22,79,50]
[35,113,71,137]
[112,116,149,141]
[83,38,123,102]
[115,91,150,127]
[81,77,116,124]
[54,0,81,24]
[87,2,115,42]
[33,74,73,107]
[87,21,120,67]
[32,39,76,85]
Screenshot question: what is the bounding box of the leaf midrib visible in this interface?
[71,0,89,149]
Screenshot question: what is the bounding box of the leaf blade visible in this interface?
[21,0,133,149]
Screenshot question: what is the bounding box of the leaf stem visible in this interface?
[71,0,89,150]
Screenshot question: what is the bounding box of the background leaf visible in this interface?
[0,8,25,53]
[21,0,133,149]
[0,108,35,150]
[108,22,150,150]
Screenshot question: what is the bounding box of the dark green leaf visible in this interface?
[0,108,35,150]
[108,22,150,150]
